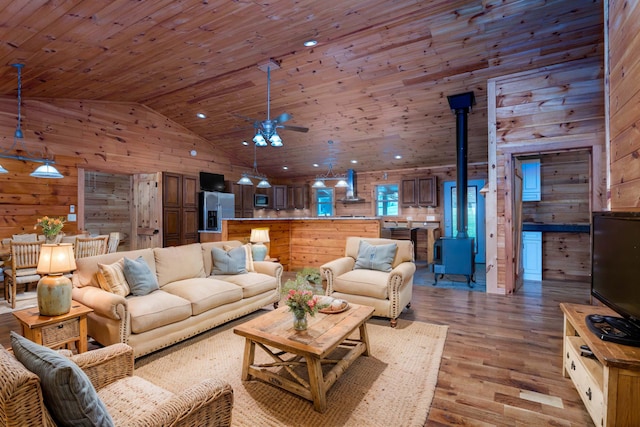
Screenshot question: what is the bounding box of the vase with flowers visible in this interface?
[34,216,66,243]
[282,273,328,331]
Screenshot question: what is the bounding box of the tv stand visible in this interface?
[560,303,640,427]
[586,314,640,347]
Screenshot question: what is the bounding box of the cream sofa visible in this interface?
[72,241,282,358]
[320,237,415,327]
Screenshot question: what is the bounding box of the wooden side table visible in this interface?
[12,301,93,353]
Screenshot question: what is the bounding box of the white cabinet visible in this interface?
[522,231,542,281]
[521,159,541,201]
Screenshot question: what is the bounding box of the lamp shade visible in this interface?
[30,163,64,179]
[250,228,270,243]
[37,243,76,274]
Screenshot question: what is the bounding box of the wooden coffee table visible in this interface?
[233,303,374,412]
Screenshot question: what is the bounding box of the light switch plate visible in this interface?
[67,213,77,222]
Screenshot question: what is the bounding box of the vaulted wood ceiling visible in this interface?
[0,0,603,178]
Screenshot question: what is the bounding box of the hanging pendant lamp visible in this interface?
[0,64,64,178]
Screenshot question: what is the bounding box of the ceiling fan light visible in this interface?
[237,175,253,185]
[335,179,349,188]
[256,178,271,188]
[253,133,267,146]
[312,179,326,188]
[269,132,282,147]
[30,163,63,179]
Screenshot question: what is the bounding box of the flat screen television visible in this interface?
[589,211,640,346]
[199,172,225,192]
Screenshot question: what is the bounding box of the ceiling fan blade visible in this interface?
[274,112,291,124]
[232,113,259,123]
[280,124,309,133]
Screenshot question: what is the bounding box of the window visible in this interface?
[316,188,334,216]
[375,184,399,216]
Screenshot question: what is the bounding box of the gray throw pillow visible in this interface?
[354,240,397,272]
[10,331,114,427]
[123,256,159,296]
[212,246,247,275]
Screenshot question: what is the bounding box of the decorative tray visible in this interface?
[319,300,350,314]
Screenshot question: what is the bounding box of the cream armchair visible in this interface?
[320,237,416,327]
[0,342,233,426]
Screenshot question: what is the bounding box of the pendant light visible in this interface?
[0,64,63,178]
[237,143,271,187]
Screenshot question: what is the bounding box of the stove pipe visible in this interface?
[447,91,475,238]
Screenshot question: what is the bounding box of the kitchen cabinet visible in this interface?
[226,181,254,218]
[288,184,308,209]
[401,176,437,207]
[272,185,287,210]
[162,172,198,247]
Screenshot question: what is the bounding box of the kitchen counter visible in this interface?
[238,217,381,220]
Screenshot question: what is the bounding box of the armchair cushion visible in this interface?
[354,240,397,272]
[333,269,390,299]
[10,331,114,427]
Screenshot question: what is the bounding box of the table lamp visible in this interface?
[36,243,76,316]
[250,228,270,261]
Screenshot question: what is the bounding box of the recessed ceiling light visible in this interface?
[242,141,249,146]
[313,163,319,167]
[350,160,358,164]
[283,166,288,170]
[196,113,207,119]
[304,39,318,47]
[394,155,402,159]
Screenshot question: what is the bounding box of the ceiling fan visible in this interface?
[236,61,309,147]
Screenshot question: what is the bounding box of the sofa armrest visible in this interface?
[71,343,134,390]
[252,261,282,278]
[387,261,417,293]
[320,257,355,294]
[72,286,127,321]
[134,378,233,427]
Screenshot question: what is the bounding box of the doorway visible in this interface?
[443,179,486,263]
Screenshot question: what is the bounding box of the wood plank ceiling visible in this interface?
[0,0,603,178]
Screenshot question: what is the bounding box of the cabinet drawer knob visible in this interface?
[586,387,592,401]
[570,361,575,371]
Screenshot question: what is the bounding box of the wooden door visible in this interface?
[132,173,162,249]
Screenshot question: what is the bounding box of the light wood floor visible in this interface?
[0,266,594,426]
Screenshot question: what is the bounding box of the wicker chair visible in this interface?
[0,343,234,426]
[3,241,43,308]
[74,235,109,259]
[107,232,121,253]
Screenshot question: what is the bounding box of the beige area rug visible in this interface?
[0,291,38,314]
[135,311,448,427]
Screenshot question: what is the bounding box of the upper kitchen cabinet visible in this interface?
[226,181,254,218]
[272,185,288,210]
[288,184,308,210]
[401,177,437,207]
[163,172,198,247]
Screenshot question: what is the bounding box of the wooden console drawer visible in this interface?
[41,318,80,347]
[564,336,603,425]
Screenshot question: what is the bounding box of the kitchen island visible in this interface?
[219,217,382,270]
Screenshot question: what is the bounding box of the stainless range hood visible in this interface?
[340,169,364,202]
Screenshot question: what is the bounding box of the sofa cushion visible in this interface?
[73,248,155,288]
[333,269,390,299]
[10,331,114,427]
[124,256,159,296]
[354,240,397,272]
[153,243,206,287]
[97,259,130,297]
[162,278,243,315]
[212,246,247,275]
[127,290,192,334]
[224,243,254,272]
[218,272,276,298]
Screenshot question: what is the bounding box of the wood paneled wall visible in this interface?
[522,151,591,281]
[0,98,247,239]
[487,57,606,294]
[607,0,640,209]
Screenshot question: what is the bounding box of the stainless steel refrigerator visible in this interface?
[199,191,235,232]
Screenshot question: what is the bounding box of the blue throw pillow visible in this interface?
[212,246,247,275]
[10,331,114,427]
[354,240,397,272]
[123,256,159,296]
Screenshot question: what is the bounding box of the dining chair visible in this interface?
[74,235,109,259]
[4,241,43,308]
[11,233,39,242]
[107,232,121,253]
